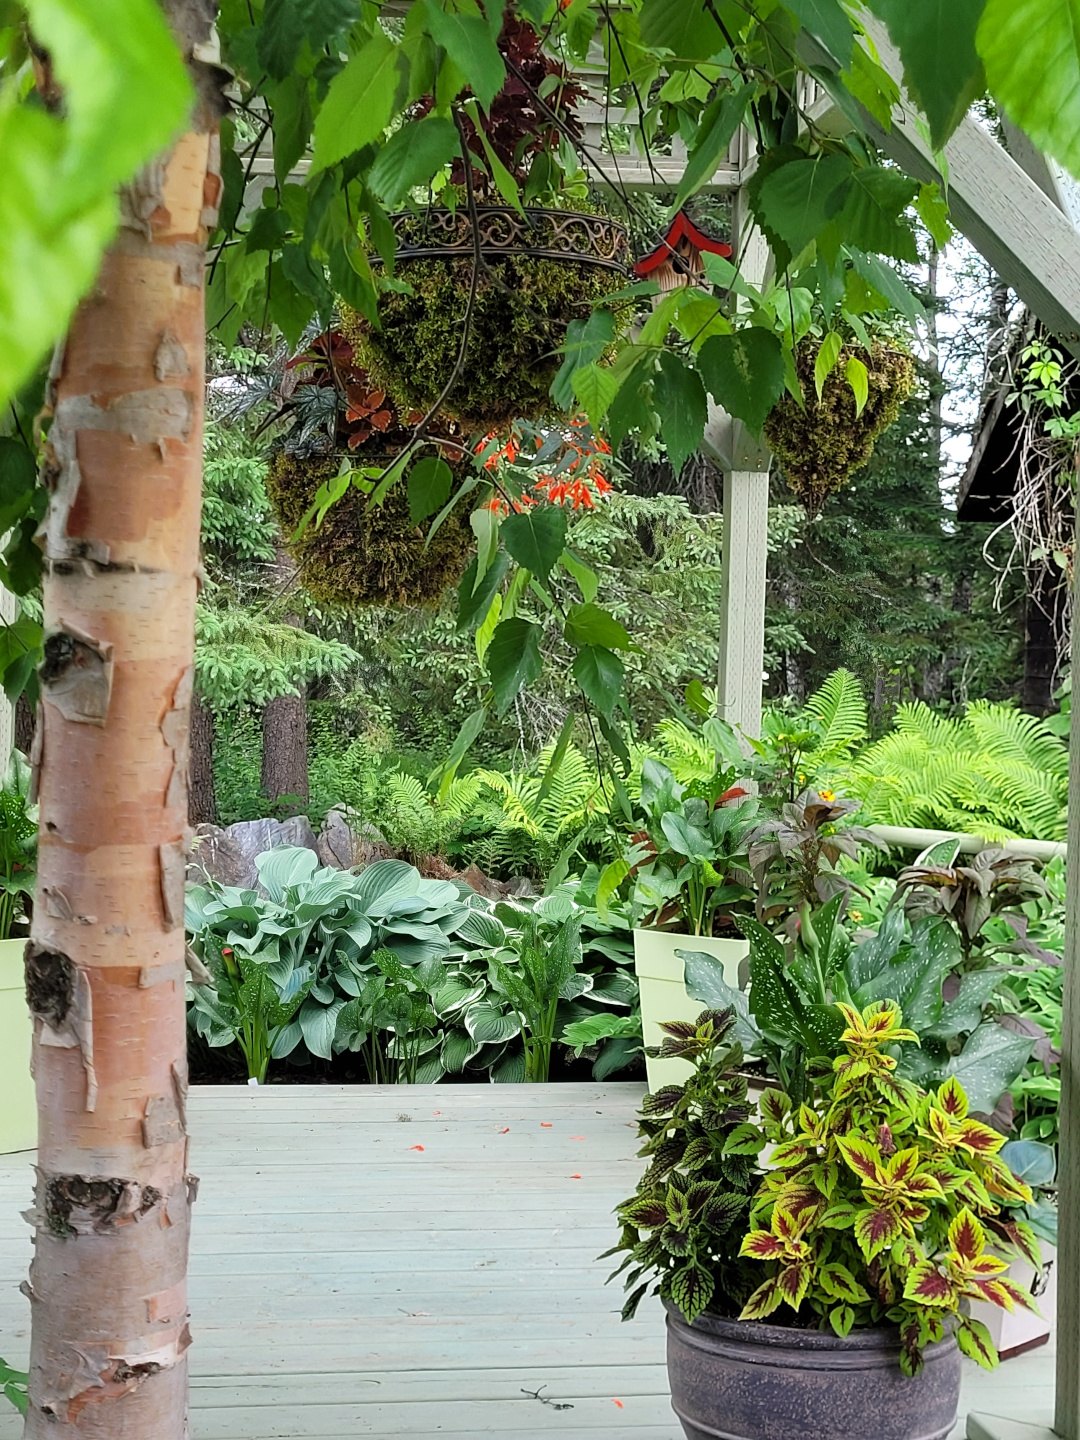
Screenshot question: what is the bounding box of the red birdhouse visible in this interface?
[633,210,733,293]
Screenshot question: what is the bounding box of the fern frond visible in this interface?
[804,668,867,756]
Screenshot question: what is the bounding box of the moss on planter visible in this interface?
[340,252,621,428]
[267,453,473,610]
[764,341,915,515]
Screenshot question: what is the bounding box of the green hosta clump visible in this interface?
[608,1008,766,1323]
[741,1002,1040,1375]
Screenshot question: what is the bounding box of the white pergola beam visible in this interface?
[806,18,1080,356]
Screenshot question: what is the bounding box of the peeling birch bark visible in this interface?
[23,5,223,1436]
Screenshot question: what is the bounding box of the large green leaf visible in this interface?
[298,995,346,1059]
[852,916,957,1033]
[407,455,454,526]
[869,0,986,150]
[500,506,567,581]
[848,250,923,325]
[257,0,358,80]
[653,352,708,477]
[978,0,1080,177]
[753,152,853,259]
[572,645,624,717]
[369,113,459,208]
[311,31,405,172]
[457,550,510,631]
[421,0,506,109]
[674,86,749,208]
[835,168,920,263]
[486,617,544,716]
[563,602,636,651]
[739,916,807,1047]
[640,0,729,60]
[464,1001,521,1044]
[697,328,786,435]
[0,0,192,406]
[785,0,855,64]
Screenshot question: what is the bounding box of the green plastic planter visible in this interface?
[0,938,34,1153]
[633,929,748,1092]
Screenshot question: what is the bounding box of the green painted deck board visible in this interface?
[0,1083,1059,1438]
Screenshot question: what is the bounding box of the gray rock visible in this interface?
[505,875,538,899]
[316,807,394,870]
[190,816,320,891]
[187,824,249,888]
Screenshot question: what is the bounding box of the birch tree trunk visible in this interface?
[22,5,221,1435]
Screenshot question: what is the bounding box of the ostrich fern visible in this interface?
[844,700,1067,842]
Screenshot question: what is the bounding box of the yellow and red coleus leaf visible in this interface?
[759,1088,791,1127]
[772,1205,812,1245]
[981,1155,1034,1205]
[936,1075,968,1119]
[996,1219,1042,1270]
[769,1138,812,1168]
[978,1275,1040,1315]
[740,1229,786,1261]
[902,1261,955,1307]
[956,1119,1005,1158]
[817,1262,869,1304]
[884,1146,922,1185]
[820,1201,859,1229]
[776,1260,811,1309]
[740,1277,784,1320]
[854,1205,902,1260]
[957,1317,998,1370]
[948,1207,986,1264]
[899,1170,946,1201]
[837,1135,885,1186]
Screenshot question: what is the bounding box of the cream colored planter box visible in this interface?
[633,929,748,1092]
[968,1245,1055,1361]
[0,938,34,1153]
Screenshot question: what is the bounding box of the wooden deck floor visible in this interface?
[0,1084,1056,1438]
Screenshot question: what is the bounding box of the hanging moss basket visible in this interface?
[340,206,631,429]
[267,452,473,611]
[763,340,915,516]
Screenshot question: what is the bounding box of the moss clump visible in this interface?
[267,453,473,610]
[764,341,915,516]
[341,252,622,427]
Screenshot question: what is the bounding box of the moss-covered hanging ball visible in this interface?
[764,341,915,516]
[267,453,473,610]
[339,209,630,429]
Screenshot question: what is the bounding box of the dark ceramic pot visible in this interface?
[665,1303,961,1440]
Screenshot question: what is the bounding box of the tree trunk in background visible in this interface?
[23,9,220,1436]
[14,692,35,757]
[261,638,309,806]
[1023,565,1068,716]
[188,691,217,825]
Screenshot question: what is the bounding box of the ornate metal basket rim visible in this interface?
[389,204,631,273]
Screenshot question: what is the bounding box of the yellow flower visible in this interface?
[820,788,835,801]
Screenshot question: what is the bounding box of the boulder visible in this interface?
[187,824,248,888]
[189,815,320,891]
[316,807,394,870]
[457,863,511,901]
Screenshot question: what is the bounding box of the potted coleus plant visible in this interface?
[614,755,757,1090]
[610,1002,1041,1440]
[0,752,37,1153]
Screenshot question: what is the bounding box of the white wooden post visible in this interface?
[708,201,772,741]
[0,587,16,773]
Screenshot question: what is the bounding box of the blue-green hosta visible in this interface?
[186,847,638,1083]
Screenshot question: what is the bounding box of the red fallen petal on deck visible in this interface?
[541,1122,553,1127]
[409,1145,425,1152]
[571,1136,585,1140]
[499,1127,510,1133]
[570,1174,582,1179]
[612,1398,624,1408]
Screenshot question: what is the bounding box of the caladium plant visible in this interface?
[740,1003,1040,1375]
